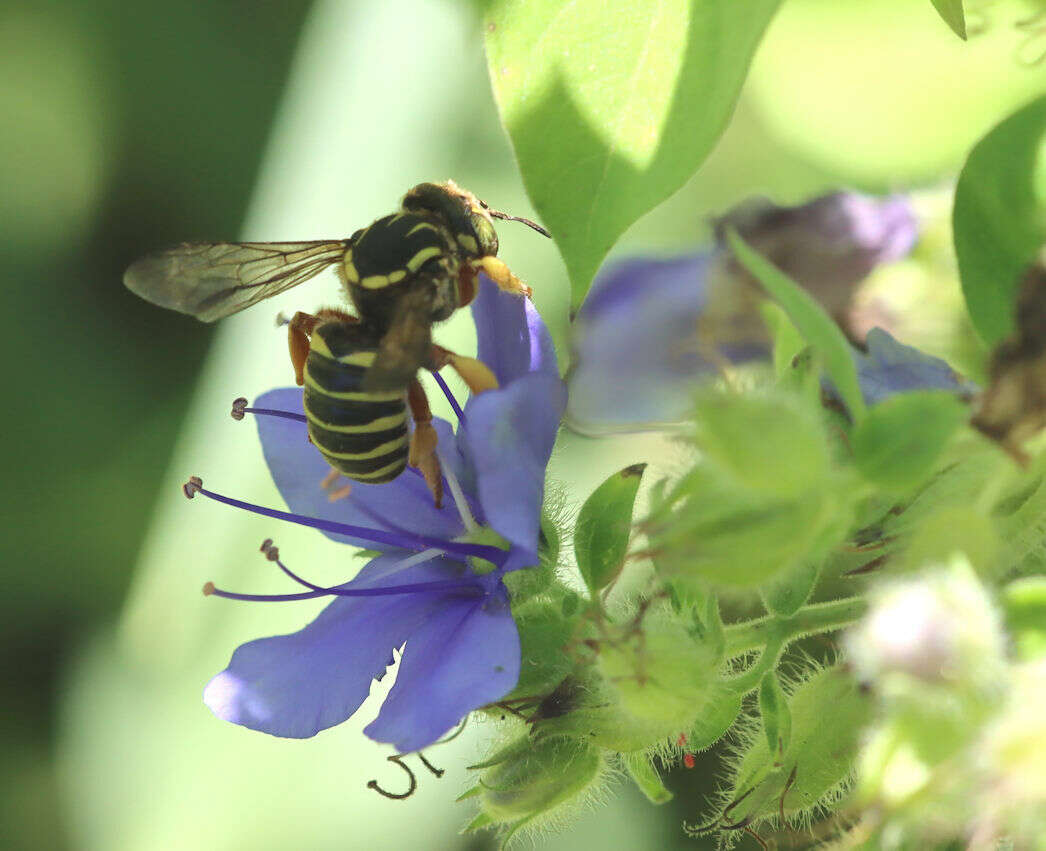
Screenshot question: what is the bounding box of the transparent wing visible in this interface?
[362,286,435,391]
[123,240,350,322]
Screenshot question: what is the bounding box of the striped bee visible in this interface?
[124,181,549,505]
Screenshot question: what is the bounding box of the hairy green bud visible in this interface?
[717,665,870,832]
[465,736,603,835]
[598,605,721,726]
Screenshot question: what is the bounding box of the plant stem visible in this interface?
[722,596,868,658]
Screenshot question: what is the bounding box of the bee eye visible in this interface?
[470,213,499,256]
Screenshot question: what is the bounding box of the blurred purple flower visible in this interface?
[190,283,565,753]
[847,328,977,407]
[566,192,918,433]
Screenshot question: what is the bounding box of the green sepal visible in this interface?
[622,753,673,805]
[851,391,968,494]
[505,594,581,698]
[686,682,744,753]
[760,560,821,618]
[929,0,967,40]
[1002,576,1046,660]
[693,390,830,499]
[727,228,866,421]
[574,463,646,595]
[463,812,495,832]
[953,93,1046,348]
[457,785,484,802]
[758,671,791,765]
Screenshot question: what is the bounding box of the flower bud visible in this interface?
[847,555,1006,696]
[598,606,721,726]
[717,664,871,833]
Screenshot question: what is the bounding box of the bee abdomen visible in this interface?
[303,323,409,483]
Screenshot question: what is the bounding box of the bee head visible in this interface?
[403,180,500,260]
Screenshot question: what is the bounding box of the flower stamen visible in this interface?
[182,476,508,565]
[431,371,465,423]
[439,450,478,534]
[230,396,307,423]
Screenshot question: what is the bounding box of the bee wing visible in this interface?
[123,240,350,322]
[362,286,435,391]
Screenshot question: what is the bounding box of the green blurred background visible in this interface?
[3,0,1043,848]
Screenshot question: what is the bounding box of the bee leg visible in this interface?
[318,467,354,501]
[287,308,358,386]
[473,256,533,299]
[287,311,320,386]
[429,344,499,395]
[407,378,443,508]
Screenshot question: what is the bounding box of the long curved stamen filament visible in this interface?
[203,577,485,603]
[439,450,478,534]
[431,372,466,423]
[183,476,507,565]
[231,397,307,423]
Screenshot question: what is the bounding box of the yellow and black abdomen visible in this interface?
[302,322,409,483]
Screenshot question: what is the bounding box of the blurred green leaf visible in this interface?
[758,671,791,763]
[1003,577,1046,659]
[852,391,967,493]
[694,391,829,499]
[574,464,646,595]
[622,753,673,805]
[954,94,1046,346]
[727,229,866,421]
[485,0,782,305]
[929,0,966,40]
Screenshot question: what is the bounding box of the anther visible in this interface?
[260,538,280,562]
[231,397,248,420]
[683,753,696,769]
[203,581,216,596]
[184,476,203,499]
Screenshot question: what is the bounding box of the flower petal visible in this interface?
[567,255,763,433]
[363,582,520,752]
[850,328,977,406]
[460,374,565,561]
[203,554,461,739]
[254,388,464,546]
[473,275,558,384]
[717,192,918,319]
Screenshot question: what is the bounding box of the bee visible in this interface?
[124,180,549,505]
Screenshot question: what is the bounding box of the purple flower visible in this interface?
[847,328,977,407]
[191,283,565,753]
[566,192,918,433]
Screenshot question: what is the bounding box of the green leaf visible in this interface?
[727,229,866,420]
[622,754,673,805]
[485,0,783,306]
[574,463,645,594]
[929,0,966,40]
[851,391,967,493]
[953,94,1046,347]
[758,671,791,764]
[693,390,829,499]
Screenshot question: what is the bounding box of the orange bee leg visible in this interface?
[407,378,443,508]
[286,308,358,386]
[428,344,499,395]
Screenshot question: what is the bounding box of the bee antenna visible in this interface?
[487,209,551,238]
